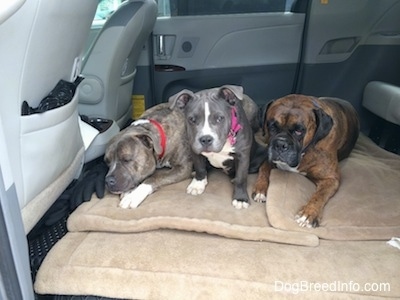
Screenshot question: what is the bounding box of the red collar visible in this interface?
[228,107,242,145]
[148,119,166,159]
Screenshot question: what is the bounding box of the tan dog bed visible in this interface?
[35,134,400,299]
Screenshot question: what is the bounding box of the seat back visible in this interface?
[78,0,157,127]
[363,81,400,154]
[0,0,98,233]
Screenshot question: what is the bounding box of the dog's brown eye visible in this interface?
[216,115,224,123]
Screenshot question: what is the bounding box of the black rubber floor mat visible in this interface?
[27,158,118,299]
[29,215,68,282]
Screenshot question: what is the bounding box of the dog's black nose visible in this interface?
[199,135,214,147]
[275,138,289,152]
[105,176,116,188]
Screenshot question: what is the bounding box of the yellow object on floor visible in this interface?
[132,95,145,120]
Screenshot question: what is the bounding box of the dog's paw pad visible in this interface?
[253,193,267,203]
[295,214,317,228]
[187,178,207,195]
[232,199,249,209]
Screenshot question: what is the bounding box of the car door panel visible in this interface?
[151,12,305,105]
[296,0,400,131]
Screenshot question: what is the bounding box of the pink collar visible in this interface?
[228,107,242,145]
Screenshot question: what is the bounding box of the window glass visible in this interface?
[93,0,125,26]
[158,0,295,17]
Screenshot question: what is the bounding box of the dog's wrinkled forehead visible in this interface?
[116,136,137,157]
[186,89,230,111]
[267,97,315,128]
[105,133,140,163]
[168,85,244,111]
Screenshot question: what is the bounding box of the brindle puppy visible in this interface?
[104,103,192,208]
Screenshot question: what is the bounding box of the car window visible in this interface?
[158,0,296,17]
[93,0,125,26]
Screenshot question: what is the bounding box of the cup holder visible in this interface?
[80,115,113,133]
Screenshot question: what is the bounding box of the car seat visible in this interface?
[363,81,400,154]
[0,0,98,233]
[78,0,158,128]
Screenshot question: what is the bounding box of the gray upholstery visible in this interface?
[0,0,98,233]
[78,0,158,127]
[363,81,400,125]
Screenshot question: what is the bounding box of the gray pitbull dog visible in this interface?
[104,103,192,208]
[169,85,264,209]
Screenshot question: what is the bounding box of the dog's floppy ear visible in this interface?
[259,99,274,135]
[137,131,163,156]
[219,85,244,105]
[133,126,163,156]
[168,89,195,110]
[138,135,153,149]
[312,108,333,145]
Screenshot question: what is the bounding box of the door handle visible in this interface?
[154,34,175,59]
[156,34,166,57]
[158,34,165,56]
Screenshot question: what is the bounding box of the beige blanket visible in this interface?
[34,134,400,299]
[67,134,400,245]
[35,231,400,299]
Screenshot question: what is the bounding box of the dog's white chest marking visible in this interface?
[274,161,307,176]
[202,140,234,169]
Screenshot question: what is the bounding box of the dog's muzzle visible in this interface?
[105,175,116,190]
[105,175,124,194]
[199,134,214,150]
[195,133,224,153]
[269,134,301,167]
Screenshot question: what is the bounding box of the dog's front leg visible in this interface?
[187,154,208,195]
[252,160,272,203]
[231,151,251,209]
[119,163,193,209]
[295,175,340,228]
[144,162,193,191]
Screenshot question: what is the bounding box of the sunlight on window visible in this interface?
[93,0,124,26]
[157,0,295,17]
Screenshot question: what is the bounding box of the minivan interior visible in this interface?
[0,0,399,299]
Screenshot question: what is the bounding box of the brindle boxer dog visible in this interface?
[104,103,192,209]
[252,94,360,228]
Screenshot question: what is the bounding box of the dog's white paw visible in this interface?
[253,193,267,203]
[186,177,208,195]
[295,214,313,228]
[232,199,249,209]
[119,193,131,209]
[119,184,153,209]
